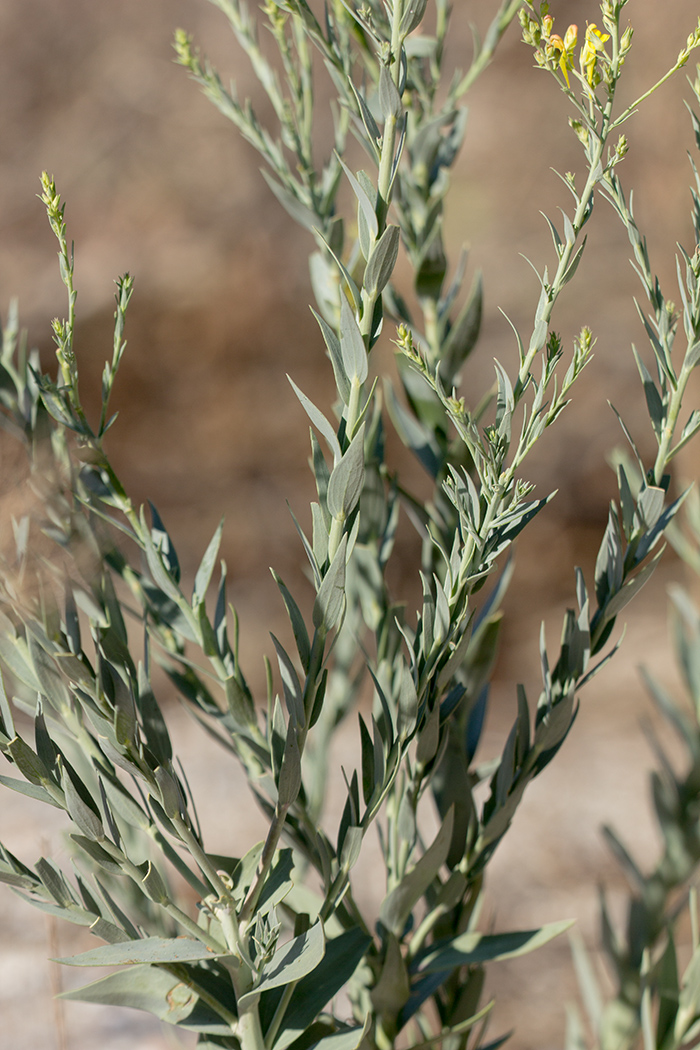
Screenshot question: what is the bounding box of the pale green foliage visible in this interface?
[564,488,700,1050]
[1,2,700,1049]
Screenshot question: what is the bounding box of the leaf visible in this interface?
[262,171,318,232]
[7,735,52,786]
[264,928,371,1050]
[327,425,366,519]
[57,936,224,966]
[364,225,400,298]
[59,964,232,1034]
[400,0,428,36]
[137,663,173,765]
[636,483,665,531]
[337,157,378,240]
[29,636,71,711]
[271,571,311,673]
[349,83,380,153]
[413,920,573,973]
[439,271,482,386]
[594,504,623,608]
[193,520,224,608]
[312,307,350,404]
[313,536,347,631]
[69,835,123,876]
[257,849,296,917]
[415,698,440,766]
[655,932,679,1047]
[60,763,105,841]
[339,296,368,386]
[140,508,182,603]
[0,774,60,808]
[288,376,341,464]
[632,347,664,438]
[676,942,700,1040]
[307,1025,368,1050]
[0,631,41,693]
[239,923,325,1009]
[371,932,410,1015]
[378,63,402,120]
[272,635,304,727]
[384,380,441,478]
[561,239,586,287]
[278,719,302,806]
[379,809,454,936]
[603,548,663,620]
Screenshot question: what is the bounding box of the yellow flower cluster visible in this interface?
[547,22,578,87]
[520,6,631,92]
[579,23,610,87]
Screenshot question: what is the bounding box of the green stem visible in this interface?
[376,0,404,217]
[98,838,227,953]
[611,56,696,131]
[164,900,226,952]
[264,978,297,1049]
[454,0,524,99]
[346,376,363,439]
[172,814,232,900]
[236,994,267,1050]
[653,363,693,484]
[239,801,291,926]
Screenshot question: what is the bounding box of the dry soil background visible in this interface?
[1,1,700,1048]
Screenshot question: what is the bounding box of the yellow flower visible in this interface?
[580,23,610,86]
[548,24,578,87]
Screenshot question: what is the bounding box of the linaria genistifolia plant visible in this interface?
[2,1,700,1047]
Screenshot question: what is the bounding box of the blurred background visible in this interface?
[1,0,700,1046]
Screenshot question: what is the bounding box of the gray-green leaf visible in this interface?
[238,922,325,1009]
[327,425,366,520]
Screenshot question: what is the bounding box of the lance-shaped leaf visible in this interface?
[400,0,428,36]
[412,920,573,974]
[59,964,232,1034]
[192,519,224,608]
[313,307,350,404]
[339,296,368,386]
[238,922,325,1010]
[364,225,400,299]
[676,942,700,1040]
[261,928,371,1050]
[379,63,402,120]
[272,571,311,673]
[272,634,304,726]
[327,425,366,520]
[61,762,105,841]
[379,808,454,936]
[140,507,183,603]
[288,375,341,464]
[257,848,296,917]
[439,271,483,386]
[307,1024,369,1050]
[70,835,123,876]
[0,774,60,808]
[29,637,71,711]
[313,535,347,631]
[337,157,378,240]
[57,936,223,966]
[371,932,410,1016]
[350,83,381,156]
[278,719,302,807]
[262,170,318,232]
[7,735,53,786]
